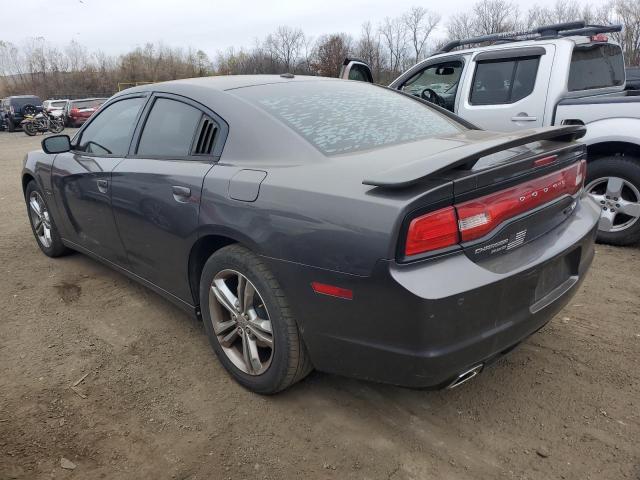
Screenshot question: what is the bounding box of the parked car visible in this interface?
[2,95,43,132]
[626,67,640,91]
[22,76,598,393]
[63,98,107,127]
[43,99,69,116]
[342,22,640,245]
[0,98,5,131]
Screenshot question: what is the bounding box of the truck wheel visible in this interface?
[200,244,312,394]
[586,156,640,246]
[7,119,15,132]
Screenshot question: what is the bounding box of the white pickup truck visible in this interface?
[343,22,640,245]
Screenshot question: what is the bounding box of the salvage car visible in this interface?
[63,98,107,127]
[22,76,599,393]
[342,22,640,245]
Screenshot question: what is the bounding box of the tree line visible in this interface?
[1,0,639,99]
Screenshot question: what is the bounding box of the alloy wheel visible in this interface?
[587,176,640,233]
[28,191,53,248]
[208,269,274,375]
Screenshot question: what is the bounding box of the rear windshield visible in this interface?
[51,101,67,108]
[10,96,41,107]
[72,99,104,108]
[234,81,464,155]
[568,43,624,91]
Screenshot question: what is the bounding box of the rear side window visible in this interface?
[568,43,624,91]
[470,57,540,105]
[77,97,145,156]
[235,81,464,155]
[137,98,203,157]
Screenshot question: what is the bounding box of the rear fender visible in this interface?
[575,117,640,149]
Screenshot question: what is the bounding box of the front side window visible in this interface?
[76,97,145,156]
[568,43,624,91]
[470,57,540,105]
[137,98,203,157]
[401,61,464,112]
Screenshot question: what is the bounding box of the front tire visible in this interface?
[25,181,70,257]
[49,119,64,134]
[7,118,15,132]
[200,245,312,394]
[586,156,640,246]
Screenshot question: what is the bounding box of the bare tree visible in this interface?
[447,12,479,40]
[356,21,383,81]
[379,16,408,75]
[473,0,520,35]
[403,6,441,64]
[264,26,305,72]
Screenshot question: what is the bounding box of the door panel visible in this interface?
[457,45,555,131]
[111,158,213,302]
[51,153,129,264]
[50,95,148,264]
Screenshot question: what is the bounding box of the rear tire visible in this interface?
[200,244,312,394]
[23,122,36,136]
[25,181,71,257]
[7,119,15,132]
[586,155,640,246]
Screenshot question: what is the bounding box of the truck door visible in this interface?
[457,45,555,131]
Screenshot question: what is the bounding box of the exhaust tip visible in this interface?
[447,364,483,389]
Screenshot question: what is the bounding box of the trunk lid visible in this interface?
[362,126,588,263]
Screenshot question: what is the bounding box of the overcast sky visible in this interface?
[5,0,606,56]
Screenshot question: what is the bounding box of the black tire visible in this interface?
[49,119,64,134]
[200,244,312,394]
[586,155,640,246]
[7,118,15,132]
[24,181,71,257]
[23,122,36,136]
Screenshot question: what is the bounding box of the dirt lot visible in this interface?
[0,131,638,480]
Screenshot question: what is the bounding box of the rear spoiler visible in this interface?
[362,125,586,188]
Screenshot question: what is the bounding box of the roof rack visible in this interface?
[434,21,622,55]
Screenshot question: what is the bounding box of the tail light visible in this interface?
[404,160,586,256]
[405,207,459,256]
[70,108,79,117]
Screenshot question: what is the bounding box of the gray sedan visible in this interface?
[22,75,599,393]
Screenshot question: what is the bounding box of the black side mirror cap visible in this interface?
[42,135,71,154]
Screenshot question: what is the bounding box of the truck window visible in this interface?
[401,61,463,112]
[568,43,624,91]
[470,57,540,105]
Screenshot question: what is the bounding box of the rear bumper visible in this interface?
[265,194,600,388]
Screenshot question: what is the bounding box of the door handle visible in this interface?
[511,114,538,122]
[97,179,109,193]
[172,185,192,203]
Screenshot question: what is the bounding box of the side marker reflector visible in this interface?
[311,282,353,300]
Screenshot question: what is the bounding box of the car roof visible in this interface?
[125,74,336,94]
[8,95,40,99]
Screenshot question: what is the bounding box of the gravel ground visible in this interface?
[1,131,639,480]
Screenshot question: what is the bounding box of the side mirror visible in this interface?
[339,58,374,83]
[42,135,71,154]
